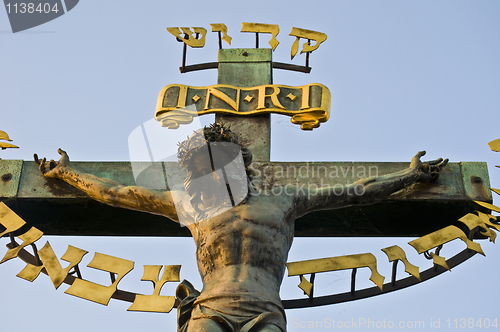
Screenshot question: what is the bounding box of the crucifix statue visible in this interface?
[26,27,487,329]
[34,130,447,332]
[0,25,495,332]
[30,44,454,332]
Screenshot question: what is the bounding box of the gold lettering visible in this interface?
[210,23,232,45]
[0,202,44,265]
[166,27,207,48]
[128,265,181,313]
[204,87,240,111]
[241,23,280,51]
[257,86,285,110]
[473,200,500,213]
[155,83,331,131]
[1,227,43,264]
[17,242,88,289]
[17,261,43,283]
[408,225,485,270]
[381,245,420,280]
[289,27,327,59]
[65,253,134,305]
[488,138,500,152]
[300,85,310,110]
[477,211,500,233]
[175,84,188,109]
[0,202,25,237]
[287,253,385,290]
[459,213,496,243]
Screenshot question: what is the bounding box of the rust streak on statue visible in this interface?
[34,123,448,332]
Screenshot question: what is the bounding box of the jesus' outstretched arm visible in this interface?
[34,148,179,221]
[294,151,448,217]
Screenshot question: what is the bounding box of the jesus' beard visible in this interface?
[184,169,253,217]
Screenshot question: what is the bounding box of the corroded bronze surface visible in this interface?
[34,132,447,331]
[0,159,489,237]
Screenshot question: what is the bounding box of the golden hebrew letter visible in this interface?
[17,242,88,289]
[128,265,181,313]
[287,253,385,290]
[0,202,26,238]
[459,213,497,243]
[166,27,207,48]
[210,23,232,45]
[65,252,134,305]
[0,130,18,149]
[381,245,420,281]
[241,23,279,51]
[1,227,43,264]
[16,261,44,282]
[289,27,327,59]
[0,130,13,141]
[408,225,485,270]
[0,202,44,264]
[477,212,500,233]
[488,139,500,152]
[474,200,500,213]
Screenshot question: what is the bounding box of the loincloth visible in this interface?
[176,280,286,332]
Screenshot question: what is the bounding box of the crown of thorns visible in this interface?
[177,123,240,168]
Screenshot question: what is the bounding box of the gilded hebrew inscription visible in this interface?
[210,23,232,45]
[0,202,25,238]
[459,213,497,242]
[166,27,207,48]
[65,252,134,305]
[0,227,43,264]
[128,265,181,313]
[381,245,420,280]
[241,22,280,51]
[289,27,327,59]
[17,242,88,289]
[287,253,385,290]
[408,225,485,270]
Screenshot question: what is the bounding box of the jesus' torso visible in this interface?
[182,193,297,302]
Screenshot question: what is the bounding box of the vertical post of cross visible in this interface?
[216,48,272,162]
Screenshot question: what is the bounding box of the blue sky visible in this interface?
[1,1,500,331]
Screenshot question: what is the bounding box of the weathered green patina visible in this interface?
[0,159,491,237]
[216,48,273,161]
[0,46,493,332]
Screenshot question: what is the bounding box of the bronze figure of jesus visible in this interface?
[35,123,447,332]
